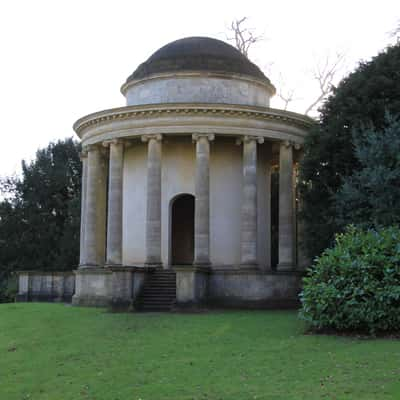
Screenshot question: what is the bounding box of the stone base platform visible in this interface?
[17,266,305,310]
[174,266,304,310]
[72,266,153,309]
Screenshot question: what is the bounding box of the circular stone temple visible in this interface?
[71,36,314,310]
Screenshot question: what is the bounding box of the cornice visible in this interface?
[73,103,315,137]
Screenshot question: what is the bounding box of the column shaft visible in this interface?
[79,151,88,266]
[278,141,295,269]
[265,159,272,269]
[193,134,213,265]
[105,140,124,266]
[143,135,162,265]
[84,145,102,266]
[240,136,263,266]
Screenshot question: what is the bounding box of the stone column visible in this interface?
[265,158,272,269]
[83,144,103,267]
[237,135,264,267]
[79,149,88,266]
[103,139,124,266]
[192,133,214,265]
[278,140,295,270]
[142,134,163,266]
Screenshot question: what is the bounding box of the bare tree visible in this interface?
[226,18,346,115]
[274,73,297,110]
[304,52,346,115]
[227,17,263,58]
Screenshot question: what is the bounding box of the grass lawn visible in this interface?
[0,304,399,400]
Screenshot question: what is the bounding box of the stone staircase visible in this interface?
[135,269,176,311]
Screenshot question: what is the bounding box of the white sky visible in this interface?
[0,0,398,177]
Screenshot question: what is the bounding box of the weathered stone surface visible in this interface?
[105,139,124,266]
[193,134,213,265]
[82,145,107,267]
[16,271,75,302]
[69,37,314,311]
[71,267,149,308]
[174,266,209,307]
[278,141,295,270]
[208,269,303,308]
[142,134,162,266]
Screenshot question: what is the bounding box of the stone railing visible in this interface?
[16,271,75,303]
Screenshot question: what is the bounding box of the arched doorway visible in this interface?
[170,194,195,265]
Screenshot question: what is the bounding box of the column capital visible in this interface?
[141,134,163,143]
[294,142,302,150]
[236,135,264,145]
[102,138,124,148]
[79,149,88,161]
[83,143,102,153]
[282,140,301,150]
[192,133,215,143]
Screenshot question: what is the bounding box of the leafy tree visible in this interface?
[300,225,400,335]
[0,138,81,300]
[300,43,400,257]
[336,114,400,228]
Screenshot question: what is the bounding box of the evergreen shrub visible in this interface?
[300,225,400,334]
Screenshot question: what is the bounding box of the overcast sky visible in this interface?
[0,0,398,177]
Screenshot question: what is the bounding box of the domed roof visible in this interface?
[126,37,270,83]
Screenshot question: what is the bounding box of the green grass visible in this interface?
[0,304,399,400]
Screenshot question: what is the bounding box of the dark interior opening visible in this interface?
[171,194,195,265]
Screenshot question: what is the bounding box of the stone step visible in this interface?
[141,291,175,296]
[141,292,176,296]
[148,277,175,280]
[145,283,176,287]
[136,270,177,312]
[148,277,176,281]
[138,300,175,305]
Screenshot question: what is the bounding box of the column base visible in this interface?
[78,263,100,269]
[73,268,113,307]
[144,262,163,268]
[105,263,122,268]
[174,266,209,307]
[193,261,211,267]
[239,263,259,270]
[277,262,296,271]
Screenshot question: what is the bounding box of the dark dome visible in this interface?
[126,37,270,83]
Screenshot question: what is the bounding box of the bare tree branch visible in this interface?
[274,73,298,110]
[304,52,346,115]
[227,17,263,58]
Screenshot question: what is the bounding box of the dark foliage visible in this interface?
[299,43,400,258]
[336,114,400,228]
[0,138,81,301]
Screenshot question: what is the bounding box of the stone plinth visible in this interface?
[72,266,154,309]
[207,269,304,309]
[174,266,210,308]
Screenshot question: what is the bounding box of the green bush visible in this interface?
[299,225,400,334]
[0,272,17,303]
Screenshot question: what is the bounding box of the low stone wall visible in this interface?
[174,267,304,309]
[207,269,304,309]
[16,271,75,302]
